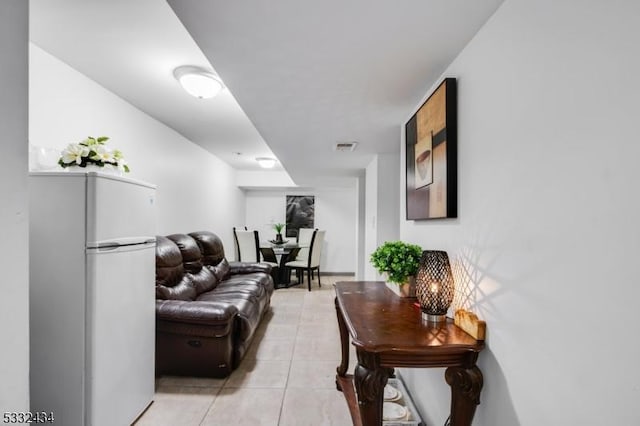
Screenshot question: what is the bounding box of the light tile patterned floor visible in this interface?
[135,275,355,426]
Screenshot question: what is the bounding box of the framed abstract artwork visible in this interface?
[405,78,457,220]
[285,195,315,238]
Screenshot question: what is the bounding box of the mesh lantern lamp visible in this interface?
[415,250,455,323]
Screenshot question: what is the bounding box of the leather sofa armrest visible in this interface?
[156,300,238,326]
[228,261,272,275]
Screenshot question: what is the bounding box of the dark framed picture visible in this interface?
[406,78,457,220]
[285,195,315,238]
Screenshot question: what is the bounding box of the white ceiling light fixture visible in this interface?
[173,65,224,99]
[256,157,277,168]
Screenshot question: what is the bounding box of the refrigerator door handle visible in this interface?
[88,237,156,250]
[90,240,156,252]
[93,243,121,251]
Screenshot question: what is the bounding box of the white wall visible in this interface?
[364,154,400,280]
[0,0,29,413]
[244,188,357,272]
[355,174,366,279]
[376,153,400,248]
[364,157,379,279]
[29,44,245,249]
[399,1,640,425]
[236,170,296,187]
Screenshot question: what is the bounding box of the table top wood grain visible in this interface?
[335,281,483,367]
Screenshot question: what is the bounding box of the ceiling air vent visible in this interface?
[334,141,358,152]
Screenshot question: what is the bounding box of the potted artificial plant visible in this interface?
[370,241,422,297]
[272,223,285,244]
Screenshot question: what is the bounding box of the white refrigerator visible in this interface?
[29,171,156,426]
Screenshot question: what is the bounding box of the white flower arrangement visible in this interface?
[58,136,130,173]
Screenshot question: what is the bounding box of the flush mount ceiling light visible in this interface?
[256,157,277,168]
[173,65,224,99]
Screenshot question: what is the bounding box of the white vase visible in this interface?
[28,144,61,171]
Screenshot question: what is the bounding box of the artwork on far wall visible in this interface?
[406,77,457,220]
[286,195,315,238]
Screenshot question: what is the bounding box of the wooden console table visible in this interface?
[334,281,485,426]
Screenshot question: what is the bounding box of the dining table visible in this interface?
[259,242,306,288]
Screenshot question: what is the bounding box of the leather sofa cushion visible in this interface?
[215,272,274,313]
[156,236,186,287]
[156,300,237,335]
[218,274,271,297]
[230,271,274,290]
[196,293,262,341]
[156,275,197,301]
[214,281,265,300]
[166,233,220,295]
[190,231,227,267]
[205,258,231,282]
[229,262,272,276]
[156,236,197,300]
[189,267,220,296]
[167,233,203,273]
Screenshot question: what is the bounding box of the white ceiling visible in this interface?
[30,0,504,187]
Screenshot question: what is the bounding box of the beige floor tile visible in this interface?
[277,299,305,312]
[294,281,323,292]
[274,284,307,293]
[304,288,336,298]
[138,275,358,425]
[287,359,342,389]
[299,307,336,320]
[224,359,290,389]
[274,286,306,296]
[276,290,306,298]
[305,295,334,304]
[279,388,352,426]
[156,375,227,390]
[253,322,298,341]
[296,322,340,341]
[302,300,335,312]
[244,336,295,361]
[271,289,305,306]
[264,309,301,325]
[134,386,217,426]
[200,388,284,426]
[293,333,342,361]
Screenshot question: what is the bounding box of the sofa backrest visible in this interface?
[189,231,225,263]
[155,235,198,301]
[155,232,235,301]
[167,233,221,295]
[190,231,231,280]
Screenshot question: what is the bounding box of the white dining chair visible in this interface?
[294,227,315,261]
[233,227,260,262]
[285,229,325,291]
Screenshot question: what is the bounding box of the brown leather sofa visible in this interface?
[154,231,274,378]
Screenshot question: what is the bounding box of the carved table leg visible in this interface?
[335,297,350,390]
[445,366,484,426]
[354,351,390,425]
